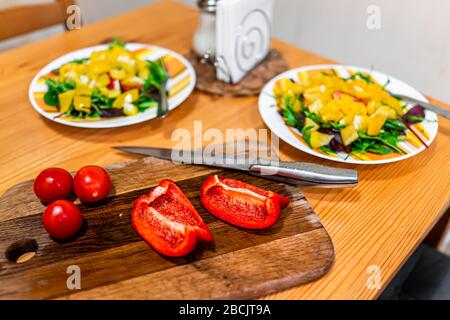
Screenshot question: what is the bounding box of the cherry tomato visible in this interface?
[43,200,83,239]
[33,168,73,202]
[74,165,112,203]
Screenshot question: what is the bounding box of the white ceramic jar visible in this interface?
[193,0,220,58]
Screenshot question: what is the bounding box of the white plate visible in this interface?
[258,65,439,164]
[29,43,196,128]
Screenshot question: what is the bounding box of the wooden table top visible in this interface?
[0,0,448,300]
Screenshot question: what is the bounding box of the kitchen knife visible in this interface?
[113,146,358,188]
[387,92,450,120]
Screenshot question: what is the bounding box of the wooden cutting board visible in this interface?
[0,157,334,299]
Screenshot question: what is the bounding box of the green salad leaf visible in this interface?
[358,131,405,154]
[44,79,75,106]
[143,60,168,91]
[351,139,393,155]
[346,72,373,84]
[303,110,322,125]
[135,95,158,112]
[282,106,298,127]
[320,146,336,155]
[384,119,407,132]
[323,122,346,130]
[403,115,425,123]
[72,57,89,64]
[108,37,126,49]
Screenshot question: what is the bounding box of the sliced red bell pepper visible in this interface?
[132,179,213,257]
[200,176,290,230]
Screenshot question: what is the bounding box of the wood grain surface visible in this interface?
[0,157,334,299]
[0,0,449,299]
[0,0,76,41]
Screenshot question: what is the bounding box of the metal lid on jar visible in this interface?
[197,0,220,12]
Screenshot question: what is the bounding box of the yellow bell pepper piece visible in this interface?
[110,68,127,80]
[351,101,367,115]
[109,45,128,61]
[76,87,92,97]
[339,93,355,103]
[136,59,148,71]
[297,71,311,87]
[97,74,111,87]
[310,131,334,149]
[58,90,75,113]
[113,89,139,108]
[273,85,282,97]
[367,112,388,136]
[121,76,145,88]
[123,103,139,116]
[353,89,374,100]
[341,124,359,146]
[320,100,343,123]
[91,50,108,62]
[308,99,323,114]
[274,78,295,97]
[89,61,110,76]
[367,100,379,116]
[279,78,291,94]
[376,105,397,119]
[292,100,302,115]
[353,115,370,132]
[382,96,404,115]
[303,86,321,104]
[138,68,149,80]
[303,117,320,132]
[319,91,332,103]
[99,87,121,99]
[74,96,91,113]
[339,114,354,126]
[59,63,78,80]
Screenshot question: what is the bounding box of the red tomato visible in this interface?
[33,168,73,202]
[74,166,112,203]
[43,200,83,239]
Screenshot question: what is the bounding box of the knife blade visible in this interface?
[113,146,358,188]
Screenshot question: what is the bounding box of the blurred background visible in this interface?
[0,0,449,103]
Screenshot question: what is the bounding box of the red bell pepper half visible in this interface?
[200,176,290,230]
[132,179,213,257]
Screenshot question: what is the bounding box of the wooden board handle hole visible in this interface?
[5,239,38,264]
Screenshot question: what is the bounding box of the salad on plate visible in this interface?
[273,69,431,159]
[42,38,167,120]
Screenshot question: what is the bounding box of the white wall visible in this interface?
[1,0,449,102]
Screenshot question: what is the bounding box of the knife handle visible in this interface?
[249,162,358,188]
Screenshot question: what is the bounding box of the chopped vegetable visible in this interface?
[303,117,320,132]
[200,176,290,230]
[44,79,75,106]
[123,103,139,116]
[273,69,425,157]
[113,89,139,108]
[367,111,388,136]
[58,90,75,114]
[310,131,334,149]
[43,38,166,119]
[132,180,213,257]
[341,124,358,146]
[403,105,426,125]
